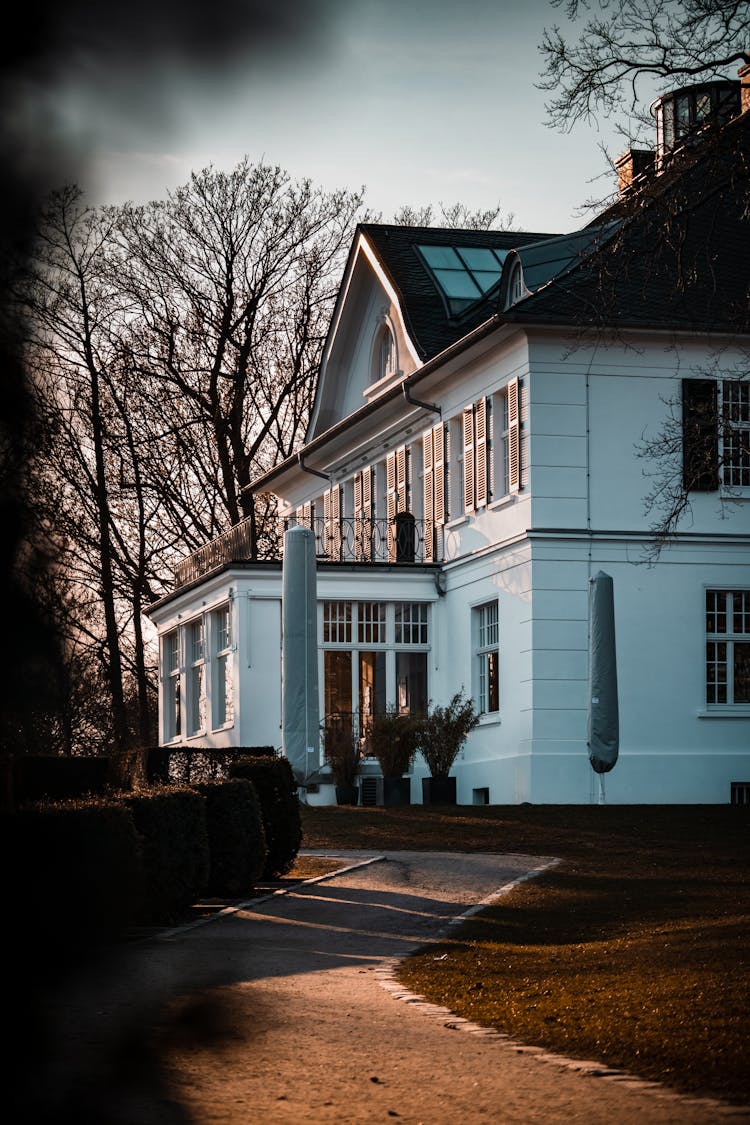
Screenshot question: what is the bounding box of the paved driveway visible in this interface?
[28,850,748,1124]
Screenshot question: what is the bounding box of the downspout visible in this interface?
[402,382,441,416]
[298,451,330,482]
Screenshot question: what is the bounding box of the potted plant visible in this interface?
[419,691,479,805]
[322,715,360,805]
[367,707,422,806]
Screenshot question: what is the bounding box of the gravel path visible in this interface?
[28,850,749,1124]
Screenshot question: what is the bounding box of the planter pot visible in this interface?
[377,776,411,807]
[335,784,359,806]
[421,776,457,805]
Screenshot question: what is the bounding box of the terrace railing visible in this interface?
[174,512,437,588]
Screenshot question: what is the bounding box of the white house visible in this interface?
[147,75,750,805]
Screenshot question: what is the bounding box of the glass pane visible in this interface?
[419,245,462,269]
[457,247,503,270]
[324,601,352,643]
[472,269,502,293]
[395,602,428,644]
[359,651,386,721]
[433,269,481,298]
[325,650,352,719]
[734,642,750,703]
[487,650,500,713]
[695,91,711,120]
[358,601,386,645]
[191,620,204,663]
[165,631,179,673]
[734,591,750,634]
[396,651,428,716]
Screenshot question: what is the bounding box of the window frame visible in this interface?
[474,600,500,716]
[706,588,750,707]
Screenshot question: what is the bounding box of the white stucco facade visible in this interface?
[148,170,750,806]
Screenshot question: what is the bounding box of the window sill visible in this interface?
[696,708,750,719]
[211,720,235,733]
[446,515,469,530]
[487,494,515,512]
[477,711,501,727]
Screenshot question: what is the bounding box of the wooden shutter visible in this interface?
[682,379,719,491]
[423,430,434,562]
[353,471,364,561]
[362,466,373,560]
[386,452,397,560]
[463,406,475,512]
[475,397,488,508]
[324,486,341,559]
[433,423,445,525]
[396,445,408,513]
[507,377,521,494]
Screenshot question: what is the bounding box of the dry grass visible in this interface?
[300,803,750,1105]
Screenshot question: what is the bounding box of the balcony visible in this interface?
[173,512,438,589]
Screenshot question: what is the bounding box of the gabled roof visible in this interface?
[358,224,557,361]
[507,107,750,334]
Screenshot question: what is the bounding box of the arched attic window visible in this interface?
[505,261,526,308]
[372,322,397,384]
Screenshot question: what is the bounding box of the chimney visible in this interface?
[615,148,656,195]
[739,61,750,115]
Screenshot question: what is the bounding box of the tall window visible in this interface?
[187,618,206,735]
[683,379,750,492]
[722,381,750,488]
[213,605,234,727]
[164,630,181,740]
[475,601,499,714]
[706,590,750,705]
[321,600,430,734]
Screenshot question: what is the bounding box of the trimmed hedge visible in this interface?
[228,756,302,879]
[13,755,110,804]
[1,798,141,968]
[195,778,267,896]
[145,746,277,786]
[123,786,209,923]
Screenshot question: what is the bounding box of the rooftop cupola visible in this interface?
[651,79,741,169]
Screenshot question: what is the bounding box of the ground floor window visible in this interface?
[475,600,499,714]
[322,600,430,742]
[706,589,750,704]
[160,603,235,741]
[164,629,181,740]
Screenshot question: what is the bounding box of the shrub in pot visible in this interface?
[367,707,423,806]
[322,716,361,805]
[420,691,479,804]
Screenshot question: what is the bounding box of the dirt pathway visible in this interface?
[28,850,749,1124]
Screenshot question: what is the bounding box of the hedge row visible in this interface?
[7,747,280,805]
[2,757,301,956]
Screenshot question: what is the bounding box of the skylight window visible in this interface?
[418,244,508,312]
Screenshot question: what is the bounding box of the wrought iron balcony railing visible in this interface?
[174,512,437,588]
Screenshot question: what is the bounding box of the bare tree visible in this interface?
[19,163,364,753]
[393,200,516,229]
[114,161,365,557]
[538,0,749,136]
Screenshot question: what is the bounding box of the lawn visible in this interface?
[300,803,750,1106]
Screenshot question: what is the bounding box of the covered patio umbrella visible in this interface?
[587,571,619,788]
[282,525,319,784]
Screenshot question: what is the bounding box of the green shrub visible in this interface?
[1,797,141,971]
[368,707,423,777]
[145,745,276,786]
[123,786,209,923]
[420,691,480,778]
[195,778,267,896]
[228,756,301,879]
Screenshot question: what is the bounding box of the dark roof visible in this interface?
[358,223,557,360]
[508,108,750,335]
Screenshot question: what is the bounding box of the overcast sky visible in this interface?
[7,0,650,235]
